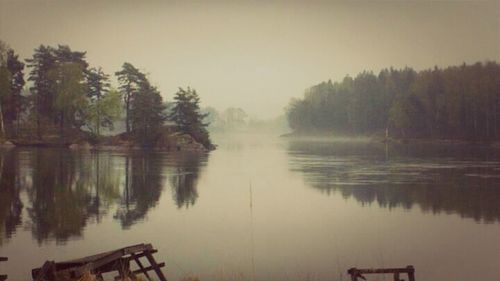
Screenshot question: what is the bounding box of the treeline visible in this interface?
[0,40,212,147]
[287,62,500,140]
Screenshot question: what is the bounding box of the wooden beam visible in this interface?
[114,263,166,280]
[348,266,416,281]
[131,253,152,281]
[144,252,167,281]
[348,266,415,274]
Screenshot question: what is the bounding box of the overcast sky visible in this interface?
[1,0,499,118]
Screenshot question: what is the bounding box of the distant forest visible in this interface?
[287,62,500,141]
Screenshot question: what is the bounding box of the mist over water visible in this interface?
[1,134,500,281]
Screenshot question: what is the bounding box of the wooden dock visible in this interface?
[0,257,7,281]
[32,243,166,281]
[348,265,415,281]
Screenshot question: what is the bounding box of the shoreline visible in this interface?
[280,131,500,147]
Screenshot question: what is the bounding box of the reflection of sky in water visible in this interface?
[1,138,500,281]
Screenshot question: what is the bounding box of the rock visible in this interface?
[1,141,15,148]
[69,141,92,150]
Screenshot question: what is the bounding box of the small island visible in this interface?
[0,43,214,152]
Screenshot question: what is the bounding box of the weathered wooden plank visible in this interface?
[60,243,148,265]
[348,266,415,274]
[348,266,415,281]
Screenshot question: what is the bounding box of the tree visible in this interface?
[87,67,112,136]
[130,81,166,145]
[85,88,122,136]
[4,49,25,136]
[0,41,25,139]
[26,45,87,139]
[169,87,211,148]
[48,62,88,138]
[115,63,146,133]
[26,45,56,137]
[286,62,500,140]
[0,42,10,139]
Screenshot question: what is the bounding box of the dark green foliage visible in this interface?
[0,41,25,139]
[25,45,57,135]
[169,87,212,148]
[3,49,25,136]
[130,81,166,145]
[115,62,147,133]
[26,45,89,138]
[87,67,116,136]
[287,62,500,140]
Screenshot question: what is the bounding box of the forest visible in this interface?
[287,62,500,141]
[0,41,212,149]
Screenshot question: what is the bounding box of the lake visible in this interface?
[0,134,500,281]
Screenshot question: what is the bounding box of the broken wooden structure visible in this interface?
[347,265,415,281]
[0,257,7,281]
[32,243,167,281]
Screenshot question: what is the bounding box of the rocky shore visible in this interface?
[1,128,215,152]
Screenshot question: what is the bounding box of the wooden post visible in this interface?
[0,258,6,281]
[144,251,167,281]
[131,253,152,281]
[347,268,358,281]
[407,265,415,281]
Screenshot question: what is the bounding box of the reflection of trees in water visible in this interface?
[114,152,165,228]
[27,149,92,243]
[0,149,23,245]
[25,149,120,244]
[287,141,500,223]
[168,152,208,208]
[0,148,209,243]
[114,151,209,227]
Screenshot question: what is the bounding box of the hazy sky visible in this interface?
[1,0,499,118]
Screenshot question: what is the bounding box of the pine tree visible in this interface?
[115,63,146,133]
[130,81,166,145]
[87,67,111,136]
[0,41,25,139]
[169,87,211,148]
[26,45,56,138]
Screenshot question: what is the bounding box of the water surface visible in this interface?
[0,134,499,281]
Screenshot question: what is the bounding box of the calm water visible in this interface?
[0,134,500,281]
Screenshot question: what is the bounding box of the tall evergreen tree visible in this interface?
[130,81,166,145]
[87,67,111,136]
[169,87,211,148]
[0,41,25,138]
[26,45,57,137]
[115,63,146,133]
[48,62,88,138]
